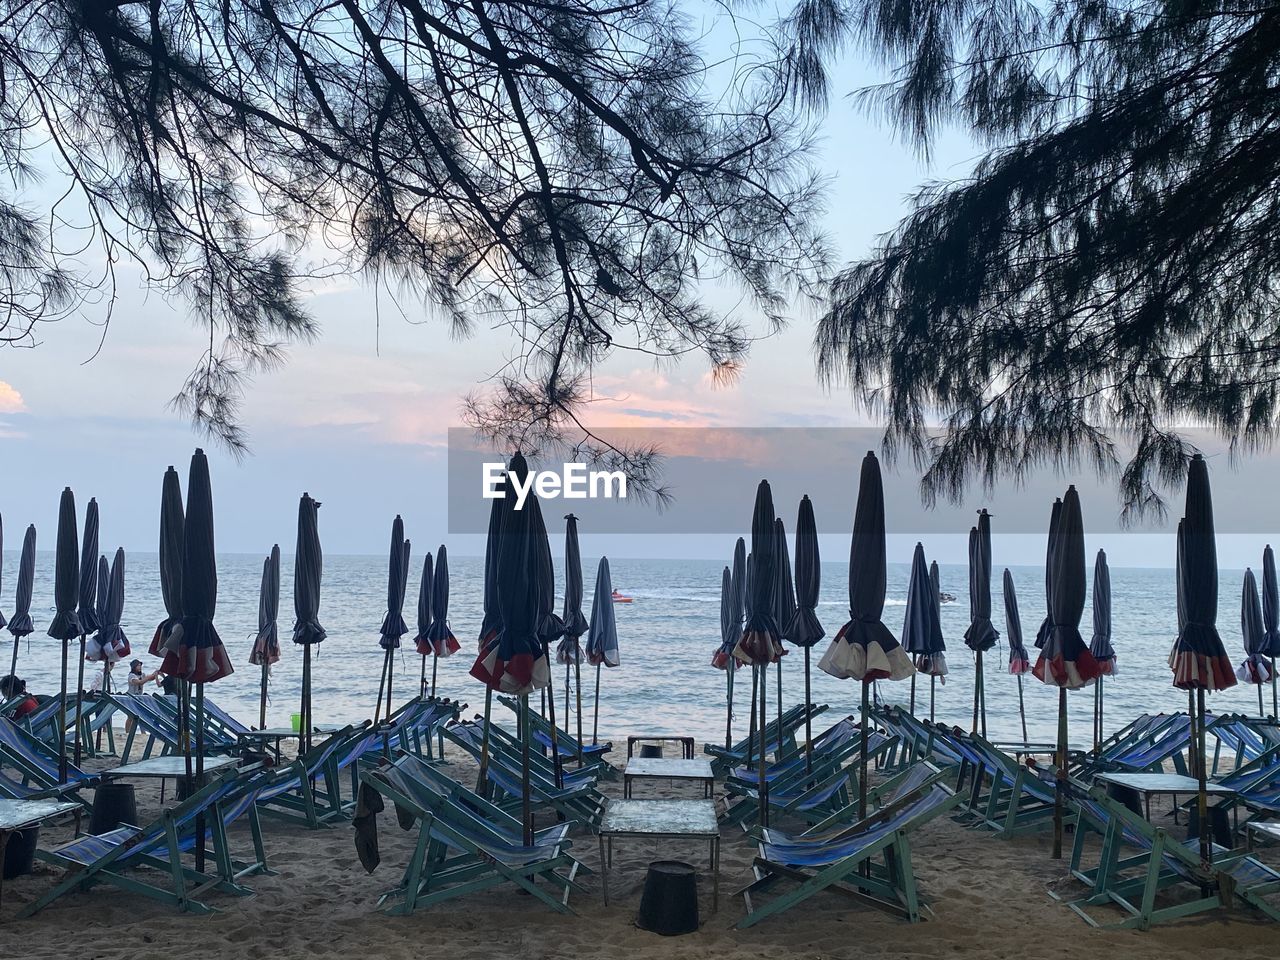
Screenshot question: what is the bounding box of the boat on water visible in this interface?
[611,589,633,604]
[938,592,956,604]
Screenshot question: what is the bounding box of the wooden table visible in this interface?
[598,799,720,911]
[624,757,714,798]
[237,725,343,761]
[0,799,79,912]
[1094,771,1235,822]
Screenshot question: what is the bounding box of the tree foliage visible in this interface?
[1,0,826,463]
[817,0,1280,518]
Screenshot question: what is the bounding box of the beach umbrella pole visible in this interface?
[1259,680,1265,717]
[385,649,396,721]
[543,648,563,788]
[1016,674,1027,744]
[520,694,533,845]
[195,681,207,872]
[574,660,584,760]
[258,662,269,730]
[776,660,783,755]
[431,656,439,700]
[1196,688,1211,868]
[747,666,758,766]
[592,664,601,746]
[909,674,916,716]
[803,648,813,776]
[7,638,17,688]
[302,646,312,755]
[74,634,87,766]
[971,652,982,735]
[57,640,69,783]
[477,686,493,792]
[1272,659,1277,718]
[725,666,734,751]
[1053,687,1066,859]
[930,674,937,724]
[758,662,769,828]
[859,680,870,821]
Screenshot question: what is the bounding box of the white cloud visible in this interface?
[0,380,26,413]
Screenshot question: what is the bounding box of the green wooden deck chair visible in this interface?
[737,762,960,928]
[255,725,363,828]
[704,702,829,776]
[498,694,614,773]
[22,765,273,916]
[440,721,607,829]
[359,754,584,915]
[1063,785,1280,929]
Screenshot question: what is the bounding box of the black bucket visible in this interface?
[636,860,699,935]
[2,826,39,880]
[638,744,664,759]
[89,782,138,835]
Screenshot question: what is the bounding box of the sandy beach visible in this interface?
[3,727,1277,960]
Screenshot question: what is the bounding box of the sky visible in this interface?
[1,14,1276,569]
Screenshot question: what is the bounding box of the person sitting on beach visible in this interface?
[1,674,39,720]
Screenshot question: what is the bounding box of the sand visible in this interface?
[3,730,1276,960]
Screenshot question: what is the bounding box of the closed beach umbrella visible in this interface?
[151,466,185,657]
[376,516,411,721]
[964,510,999,736]
[1238,569,1269,715]
[250,545,281,728]
[7,524,36,679]
[470,452,549,843]
[1035,498,1063,649]
[1033,486,1101,859]
[72,497,101,766]
[293,493,326,753]
[1090,550,1116,748]
[714,538,747,668]
[902,543,946,720]
[1003,569,1030,743]
[471,454,548,695]
[173,449,231,871]
[410,552,434,696]
[1263,545,1280,717]
[76,499,100,637]
[585,556,619,748]
[820,451,914,819]
[785,495,824,769]
[528,495,564,773]
[48,487,80,784]
[478,493,504,649]
[735,480,784,827]
[558,516,589,748]
[716,566,737,749]
[1170,454,1236,869]
[423,547,459,698]
[88,549,129,666]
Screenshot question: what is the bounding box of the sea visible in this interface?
[3,553,1273,746]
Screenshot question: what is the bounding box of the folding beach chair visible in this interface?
[1064,785,1280,928]
[0,715,98,802]
[359,753,584,915]
[21,765,273,916]
[255,725,363,828]
[498,694,613,771]
[704,702,830,776]
[737,762,961,927]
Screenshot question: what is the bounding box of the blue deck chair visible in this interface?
[1063,785,1280,928]
[21,765,273,916]
[497,694,613,770]
[441,721,607,829]
[737,763,961,927]
[255,725,363,828]
[0,715,98,800]
[727,716,860,785]
[705,702,830,775]
[1084,714,1192,776]
[359,753,583,914]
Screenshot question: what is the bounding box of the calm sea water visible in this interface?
[3,553,1273,744]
